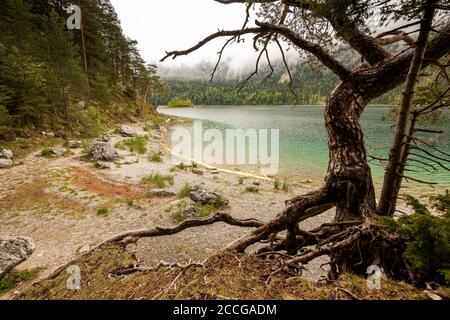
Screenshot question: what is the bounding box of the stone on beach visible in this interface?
[91,142,119,162]
[118,125,137,137]
[1,148,13,159]
[0,236,35,279]
[0,159,13,168]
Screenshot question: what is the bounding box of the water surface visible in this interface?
[159,105,449,194]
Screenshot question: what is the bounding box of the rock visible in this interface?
[73,131,81,136]
[191,168,204,176]
[189,188,228,207]
[253,181,261,186]
[0,236,35,278]
[210,171,220,175]
[118,125,137,137]
[306,179,312,184]
[46,132,55,138]
[100,134,110,142]
[1,149,13,159]
[0,159,13,168]
[51,147,67,157]
[67,141,82,149]
[78,245,91,254]
[95,161,112,169]
[150,189,177,197]
[91,142,118,162]
[181,205,198,218]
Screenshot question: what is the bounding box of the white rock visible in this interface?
[0,159,13,168]
[68,141,82,149]
[118,125,137,137]
[1,149,13,159]
[51,147,67,156]
[0,236,35,278]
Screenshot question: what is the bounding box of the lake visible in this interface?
[158,105,449,194]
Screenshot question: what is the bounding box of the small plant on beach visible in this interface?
[215,195,228,208]
[40,148,53,157]
[238,177,244,185]
[124,136,148,155]
[96,207,109,216]
[81,141,93,157]
[274,177,281,190]
[191,161,198,168]
[141,173,174,188]
[179,183,192,197]
[126,199,134,206]
[245,186,259,193]
[282,180,290,192]
[114,141,126,150]
[196,203,214,217]
[150,152,162,162]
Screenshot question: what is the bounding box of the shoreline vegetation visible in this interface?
[167,98,194,108]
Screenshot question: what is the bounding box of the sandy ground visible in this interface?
[0,121,334,298]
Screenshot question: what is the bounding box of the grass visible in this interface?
[150,152,162,162]
[0,268,41,294]
[282,180,290,192]
[238,177,244,185]
[40,148,53,158]
[141,173,174,188]
[178,183,192,197]
[120,136,149,155]
[114,141,126,150]
[170,162,188,172]
[245,186,259,193]
[17,245,437,300]
[274,177,281,190]
[214,195,228,208]
[81,141,93,156]
[126,199,134,206]
[96,207,109,217]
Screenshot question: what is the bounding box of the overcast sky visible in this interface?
[110,0,261,68]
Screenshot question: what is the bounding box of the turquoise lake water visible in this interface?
[158,105,449,194]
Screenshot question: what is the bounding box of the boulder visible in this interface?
[95,161,113,170]
[191,168,204,176]
[118,125,137,137]
[149,189,176,197]
[0,159,13,168]
[1,149,13,159]
[67,141,82,149]
[0,236,35,278]
[189,187,228,207]
[51,147,67,157]
[91,142,118,162]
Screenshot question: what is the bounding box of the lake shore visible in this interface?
[0,117,335,299]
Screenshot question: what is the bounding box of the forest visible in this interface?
[0,0,164,140]
[160,61,401,106]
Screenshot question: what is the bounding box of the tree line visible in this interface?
[160,60,401,106]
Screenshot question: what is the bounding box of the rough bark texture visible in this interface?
[377,0,436,216]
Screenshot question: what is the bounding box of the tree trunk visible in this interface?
[377,0,436,216]
[79,2,89,90]
[325,82,376,222]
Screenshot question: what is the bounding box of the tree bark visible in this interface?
[377,0,436,216]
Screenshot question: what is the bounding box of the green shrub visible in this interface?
[379,191,450,285]
[274,177,281,190]
[245,186,259,193]
[124,136,148,155]
[141,173,174,188]
[238,177,244,185]
[114,141,126,150]
[168,97,193,108]
[126,199,134,206]
[150,152,162,162]
[282,180,290,192]
[80,141,92,157]
[40,148,53,157]
[78,106,105,137]
[179,183,192,197]
[96,207,109,216]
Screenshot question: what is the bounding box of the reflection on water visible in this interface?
[159,105,450,194]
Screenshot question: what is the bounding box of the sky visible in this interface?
[110,0,261,68]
